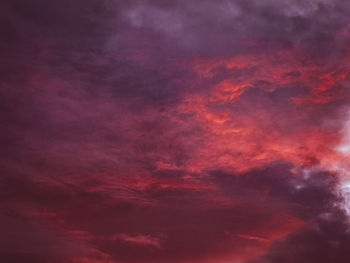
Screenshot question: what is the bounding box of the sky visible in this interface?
[1,0,350,262]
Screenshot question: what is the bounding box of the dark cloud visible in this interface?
[248,168,350,263]
[120,0,350,57]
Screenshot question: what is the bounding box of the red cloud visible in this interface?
[116,234,164,249]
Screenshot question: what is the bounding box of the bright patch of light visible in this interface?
[332,112,350,216]
[340,181,350,216]
[336,144,350,155]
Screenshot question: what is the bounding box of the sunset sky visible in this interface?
[2,1,350,262]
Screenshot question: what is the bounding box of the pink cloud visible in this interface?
[115,234,165,249]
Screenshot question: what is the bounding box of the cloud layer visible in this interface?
[1,0,350,262]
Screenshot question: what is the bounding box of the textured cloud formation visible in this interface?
[1,0,350,262]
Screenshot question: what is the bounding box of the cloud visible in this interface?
[2,0,350,263]
[248,169,350,263]
[115,234,164,249]
[121,0,350,57]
